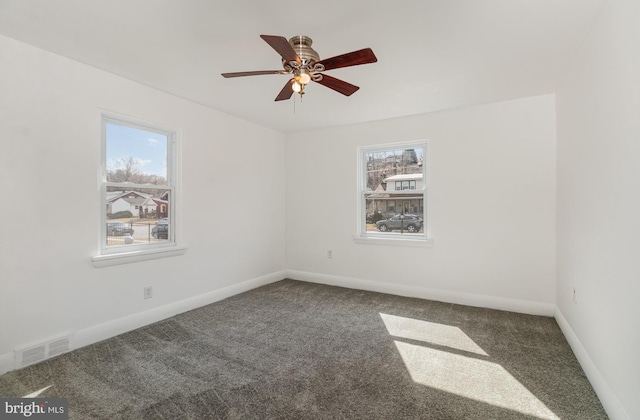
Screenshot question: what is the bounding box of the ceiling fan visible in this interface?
[221,35,377,101]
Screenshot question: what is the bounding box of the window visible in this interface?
[358,141,430,243]
[395,180,416,190]
[94,114,183,266]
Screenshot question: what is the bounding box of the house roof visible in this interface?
[384,174,423,182]
[107,190,153,203]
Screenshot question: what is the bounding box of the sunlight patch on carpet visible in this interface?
[379,313,488,356]
[380,313,559,419]
[391,340,558,419]
[23,385,53,398]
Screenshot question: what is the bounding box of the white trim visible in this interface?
[384,173,424,182]
[1,272,625,420]
[92,244,188,267]
[353,235,434,247]
[286,270,555,316]
[554,308,630,420]
[0,271,285,375]
[74,270,285,349]
[0,352,14,376]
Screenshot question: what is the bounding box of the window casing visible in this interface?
[99,114,178,257]
[357,141,430,243]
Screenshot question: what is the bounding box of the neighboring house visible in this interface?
[368,173,424,216]
[107,190,166,218]
[152,198,169,218]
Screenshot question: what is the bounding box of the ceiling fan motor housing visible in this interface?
[285,36,320,67]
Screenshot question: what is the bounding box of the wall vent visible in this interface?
[17,345,46,367]
[47,337,70,358]
[15,333,73,369]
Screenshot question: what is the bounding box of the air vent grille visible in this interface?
[19,345,46,367]
[48,337,70,358]
[15,333,73,368]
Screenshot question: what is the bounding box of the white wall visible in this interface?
[0,35,286,372]
[556,0,640,418]
[286,94,557,313]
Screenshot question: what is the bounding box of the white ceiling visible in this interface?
[0,0,603,133]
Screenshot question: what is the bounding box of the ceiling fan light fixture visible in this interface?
[292,81,302,93]
[297,71,311,85]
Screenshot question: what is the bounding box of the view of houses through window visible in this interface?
[102,117,175,250]
[361,143,427,237]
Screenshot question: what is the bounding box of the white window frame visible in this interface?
[355,140,433,247]
[92,113,185,267]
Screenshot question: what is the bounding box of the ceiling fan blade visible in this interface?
[315,48,377,71]
[275,79,294,101]
[314,74,360,96]
[221,70,285,78]
[260,35,300,64]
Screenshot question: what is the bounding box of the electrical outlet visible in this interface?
[327,250,333,259]
[144,286,153,299]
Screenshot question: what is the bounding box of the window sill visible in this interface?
[353,235,434,248]
[92,244,187,268]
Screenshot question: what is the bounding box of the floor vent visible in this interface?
[15,333,73,369]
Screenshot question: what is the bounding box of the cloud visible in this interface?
[147,138,159,146]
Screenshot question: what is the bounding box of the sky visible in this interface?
[106,123,168,177]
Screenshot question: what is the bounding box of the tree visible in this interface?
[365,149,422,190]
[107,156,166,185]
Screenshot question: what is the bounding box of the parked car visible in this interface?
[375,214,422,233]
[152,218,169,239]
[106,222,134,236]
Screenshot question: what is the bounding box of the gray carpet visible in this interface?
[0,279,607,419]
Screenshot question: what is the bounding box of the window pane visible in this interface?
[365,197,423,234]
[360,142,427,239]
[105,186,171,246]
[101,115,177,257]
[364,148,422,191]
[106,122,168,183]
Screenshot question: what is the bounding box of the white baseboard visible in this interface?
[0,352,14,377]
[554,307,629,420]
[2,270,627,420]
[286,270,555,316]
[0,270,285,376]
[74,270,286,350]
